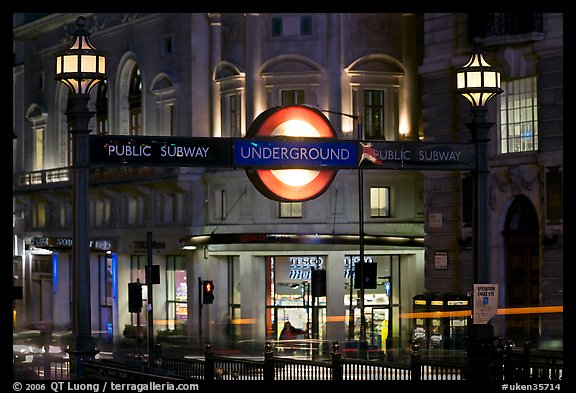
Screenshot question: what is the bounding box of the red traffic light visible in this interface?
[202,280,214,304]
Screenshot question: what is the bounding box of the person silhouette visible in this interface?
[279,321,306,340]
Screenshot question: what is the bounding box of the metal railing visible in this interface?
[13,354,70,380]
[15,340,562,382]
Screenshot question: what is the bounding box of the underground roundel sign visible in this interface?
[244,105,338,202]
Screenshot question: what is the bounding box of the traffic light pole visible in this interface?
[358,122,367,360]
[146,232,154,366]
[198,277,203,345]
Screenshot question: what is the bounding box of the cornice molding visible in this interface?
[13,13,91,40]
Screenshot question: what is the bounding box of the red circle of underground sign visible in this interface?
[245,105,338,202]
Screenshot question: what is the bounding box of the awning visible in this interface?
[180,233,424,248]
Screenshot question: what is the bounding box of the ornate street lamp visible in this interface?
[456,39,502,381]
[456,40,502,285]
[55,16,106,379]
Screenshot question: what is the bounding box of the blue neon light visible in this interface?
[112,253,118,301]
[52,252,58,294]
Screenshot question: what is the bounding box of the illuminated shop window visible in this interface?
[166,256,187,331]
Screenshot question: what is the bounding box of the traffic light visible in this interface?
[128,282,142,313]
[312,269,327,297]
[202,280,215,304]
[354,262,377,289]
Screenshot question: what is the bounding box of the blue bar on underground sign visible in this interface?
[233,139,357,168]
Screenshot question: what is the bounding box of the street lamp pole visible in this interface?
[55,16,106,379]
[321,108,366,355]
[456,39,502,376]
[456,38,502,291]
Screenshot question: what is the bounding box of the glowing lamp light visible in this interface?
[55,16,106,95]
[456,46,502,107]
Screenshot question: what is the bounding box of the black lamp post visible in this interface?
[55,16,106,379]
[456,40,502,377]
[456,39,502,288]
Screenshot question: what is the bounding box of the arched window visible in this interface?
[150,74,176,136]
[96,80,109,135]
[129,67,142,135]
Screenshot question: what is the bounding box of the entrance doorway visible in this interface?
[503,195,540,345]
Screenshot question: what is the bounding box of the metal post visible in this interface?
[66,94,99,379]
[146,232,154,366]
[198,277,203,345]
[466,106,495,380]
[358,122,367,360]
[468,107,492,285]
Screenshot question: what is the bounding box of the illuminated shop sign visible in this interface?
[344,255,374,279]
[31,237,112,251]
[289,256,324,280]
[134,240,166,250]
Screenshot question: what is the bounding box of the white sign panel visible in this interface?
[473,284,498,324]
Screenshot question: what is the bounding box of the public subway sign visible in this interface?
[89,135,474,171]
[359,141,475,170]
[89,135,232,167]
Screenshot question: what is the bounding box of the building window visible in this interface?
[34,126,44,171]
[129,67,142,136]
[266,256,326,341]
[96,80,109,135]
[126,195,143,225]
[166,256,187,332]
[91,198,111,227]
[282,89,305,106]
[150,75,176,137]
[213,189,226,221]
[280,202,302,218]
[499,77,538,154]
[271,17,282,37]
[34,71,44,90]
[129,255,147,326]
[159,193,176,224]
[59,201,71,228]
[364,90,385,140]
[468,13,543,40]
[545,166,562,225]
[301,16,312,35]
[162,103,174,136]
[98,255,114,342]
[230,94,241,137]
[31,201,46,228]
[369,187,390,217]
[162,35,173,56]
[271,15,313,38]
[222,93,242,137]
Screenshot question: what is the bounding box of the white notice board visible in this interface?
[473,284,498,324]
